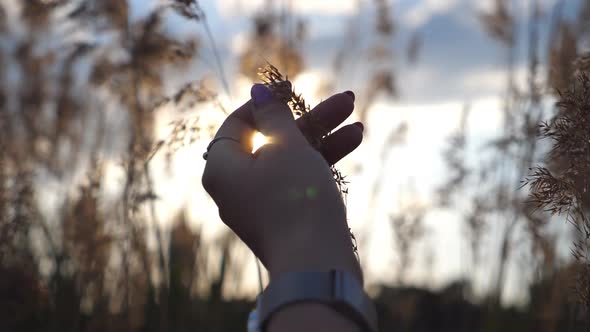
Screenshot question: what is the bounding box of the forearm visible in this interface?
[268,303,362,332]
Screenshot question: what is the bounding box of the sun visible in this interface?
[252,132,269,153]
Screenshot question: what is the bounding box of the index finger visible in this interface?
[214,100,256,153]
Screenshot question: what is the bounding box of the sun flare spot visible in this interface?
[252,132,269,153]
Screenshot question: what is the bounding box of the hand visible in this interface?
[202,84,364,282]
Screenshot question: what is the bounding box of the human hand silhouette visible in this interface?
[202,84,364,281]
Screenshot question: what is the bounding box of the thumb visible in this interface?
[250,84,304,144]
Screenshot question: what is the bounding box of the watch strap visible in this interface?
[258,270,377,331]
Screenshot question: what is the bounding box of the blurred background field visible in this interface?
[0,0,589,331]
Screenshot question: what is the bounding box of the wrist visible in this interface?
[263,219,363,285]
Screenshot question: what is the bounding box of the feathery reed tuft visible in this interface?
[525,73,590,316]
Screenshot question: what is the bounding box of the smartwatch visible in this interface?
[254,270,378,331]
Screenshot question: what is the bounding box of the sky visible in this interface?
[124,0,585,303]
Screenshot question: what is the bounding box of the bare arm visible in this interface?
[202,84,368,331]
[269,303,362,332]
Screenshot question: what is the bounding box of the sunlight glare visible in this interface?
[252,132,269,153]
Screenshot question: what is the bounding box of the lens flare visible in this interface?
[252,132,269,153]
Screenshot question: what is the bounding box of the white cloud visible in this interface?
[218,0,358,18]
[230,32,250,55]
[460,65,534,96]
[401,0,460,28]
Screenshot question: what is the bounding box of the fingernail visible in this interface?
[344,90,355,102]
[251,84,274,105]
[353,122,364,132]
